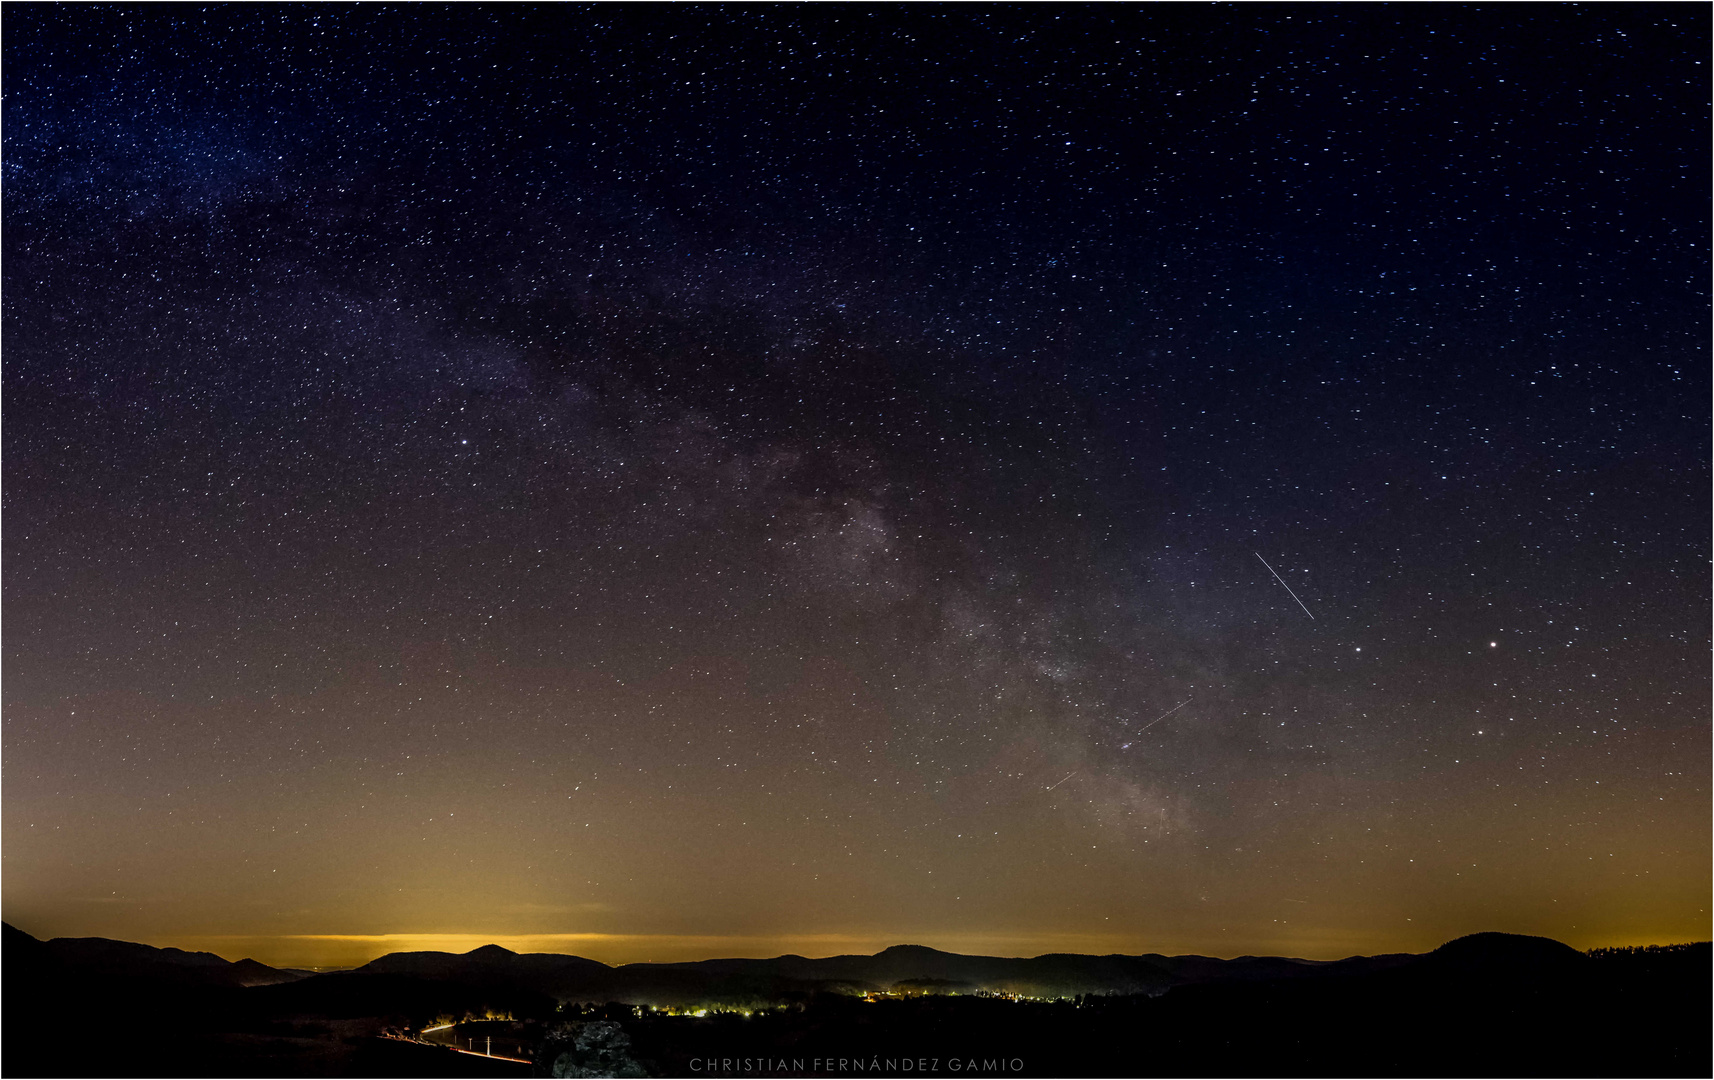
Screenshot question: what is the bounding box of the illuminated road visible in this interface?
[451,1047,532,1064]
[381,1032,532,1065]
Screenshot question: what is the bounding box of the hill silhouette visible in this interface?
[320,936,1429,1007]
[1421,931,1592,975]
[4,921,311,989]
[3,923,1707,1077]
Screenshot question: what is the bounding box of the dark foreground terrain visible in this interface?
[3,923,1707,1077]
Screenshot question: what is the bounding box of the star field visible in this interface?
[3,6,1707,968]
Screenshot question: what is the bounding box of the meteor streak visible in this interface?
[1255,552,1315,620]
[1136,698,1193,735]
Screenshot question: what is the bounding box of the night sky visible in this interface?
[5,5,1708,971]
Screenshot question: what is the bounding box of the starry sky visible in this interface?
[4,6,1708,970]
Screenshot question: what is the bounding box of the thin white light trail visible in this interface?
[1045,771,1078,792]
[1255,552,1315,619]
[1135,697,1192,735]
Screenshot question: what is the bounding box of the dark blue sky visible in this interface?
[4,5,1707,965]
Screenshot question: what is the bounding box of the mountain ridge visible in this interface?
[5,922,313,988]
[8,921,1592,1005]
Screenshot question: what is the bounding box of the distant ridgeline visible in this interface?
[4,923,1708,1078]
[1587,942,1708,958]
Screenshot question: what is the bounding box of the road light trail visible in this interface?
[452,1048,533,1064]
[1255,552,1315,620]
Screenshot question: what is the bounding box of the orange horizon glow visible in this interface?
[8,921,1706,972]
